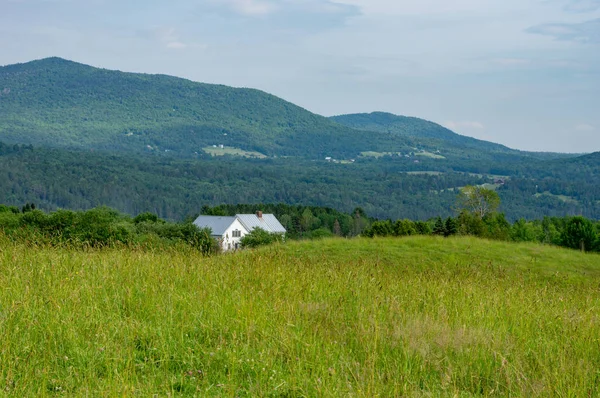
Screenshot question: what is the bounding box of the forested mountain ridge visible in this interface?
[331,112,512,152]
[0,57,571,162]
[0,57,407,159]
[0,58,598,221]
[330,112,570,161]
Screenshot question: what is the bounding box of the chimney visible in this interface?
[256,211,263,218]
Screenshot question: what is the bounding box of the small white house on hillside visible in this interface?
[193,211,286,252]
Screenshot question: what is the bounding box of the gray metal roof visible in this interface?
[193,216,237,236]
[236,214,286,234]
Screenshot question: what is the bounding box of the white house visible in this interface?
[193,211,286,252]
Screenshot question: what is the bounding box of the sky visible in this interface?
[1,0,599,153]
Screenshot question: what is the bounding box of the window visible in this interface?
[232,230,241,238]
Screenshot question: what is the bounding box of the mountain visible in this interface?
[0,57,408,159]
[1,57,597,221]
[0,57,564,162]
[567,151,600,165]
[330,112,512,152]
[330,112,544,159]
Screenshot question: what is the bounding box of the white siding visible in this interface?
[219,218,249,252]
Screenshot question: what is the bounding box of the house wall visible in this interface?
[219,218,249,251]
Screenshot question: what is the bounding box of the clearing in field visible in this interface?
[202,146,267,159]
[359,151,394,158]
[1,236,599,396]
[405,171,445,176]
[535,191,579,205]
[415,151,446,159]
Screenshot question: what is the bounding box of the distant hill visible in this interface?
[0,57,406,159]
[332,112,514,153]
[0,57,569,162]
[568,151,600,164]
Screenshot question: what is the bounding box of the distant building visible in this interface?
[193,211,286,252]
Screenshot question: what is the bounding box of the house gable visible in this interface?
[236,213,286,234]
[192,215,250,251]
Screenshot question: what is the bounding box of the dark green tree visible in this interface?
[560,216,597,252]
[444,217,458,237]
[433,217,446,236]
[393,219,416,236]
[415,221,432,235]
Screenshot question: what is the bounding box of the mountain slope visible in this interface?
[567,151,600,165]
[331,112,516,153]
[0,57,405,158]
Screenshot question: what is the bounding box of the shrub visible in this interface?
[306,228,334,239]
[133,212,162,224]
[240,228,283,248]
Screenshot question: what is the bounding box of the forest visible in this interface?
[2,193,599,254]
[0,143,598,222]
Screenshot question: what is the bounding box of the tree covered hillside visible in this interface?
[331,112,509,151]
[0,57,403,159]
[0,144,483,220]
[331,112,571,161]
[1,143,598,221]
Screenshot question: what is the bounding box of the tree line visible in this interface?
[363,186,600,253]
[2,191,599,254]
[0,205,218,254]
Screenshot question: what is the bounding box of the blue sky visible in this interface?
[1,0,599,152]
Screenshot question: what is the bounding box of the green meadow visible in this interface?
[1,236,600,396]
[202,146,268,159]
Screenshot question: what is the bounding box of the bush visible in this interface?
[240,228,283,248]
[306,228,334,240]
[133,212,162,224]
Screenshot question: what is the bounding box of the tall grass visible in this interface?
[1,235,599,396]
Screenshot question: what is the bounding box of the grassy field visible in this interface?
[359,151,395,158]
[534,191,580,205]
[405,171,445,176]
[1,236,600,396]
[415,151,446,159]
[202,146,267,159]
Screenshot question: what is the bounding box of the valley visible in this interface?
[0,58,598,221]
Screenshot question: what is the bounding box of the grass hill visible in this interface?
[2,235,599,395]
[0,57,406,159]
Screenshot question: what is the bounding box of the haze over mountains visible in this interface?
[0,57,598,220]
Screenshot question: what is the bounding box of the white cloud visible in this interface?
[334,0,520,16]
[218,0,277,16]
[575,123,595,131]
[166,41,187,49]
[154,27,196,50]
[444,121,485,130]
